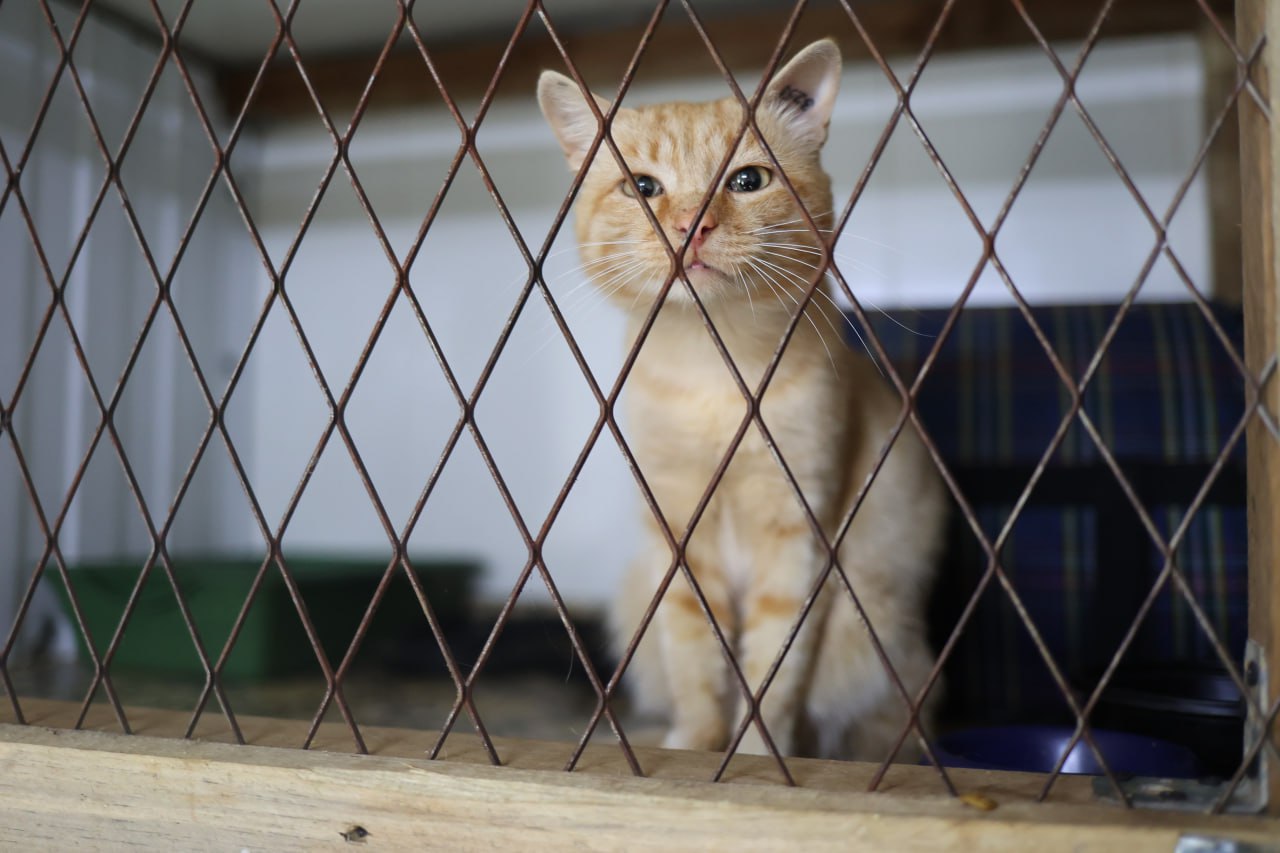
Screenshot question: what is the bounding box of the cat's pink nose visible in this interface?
[675,209,718,249]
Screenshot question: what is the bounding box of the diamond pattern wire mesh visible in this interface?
[0,0,1276,816]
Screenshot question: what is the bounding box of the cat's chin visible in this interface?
[665,264,734,303]
[680,260,741,285]
[681,262,722,280]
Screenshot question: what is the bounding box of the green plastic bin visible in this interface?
[49,555,478,679]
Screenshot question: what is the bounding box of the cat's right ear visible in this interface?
[537,71,610,171]
[764,39,842,149]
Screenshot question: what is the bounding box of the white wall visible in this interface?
[247,124,634,611]
[826,36,1209,307]
[244,34,1211,610]
[0,4,254,657]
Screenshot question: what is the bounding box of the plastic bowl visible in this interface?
[931,724,1200,777]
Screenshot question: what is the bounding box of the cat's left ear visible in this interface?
[538,70,611,172]
[763,39,842,148]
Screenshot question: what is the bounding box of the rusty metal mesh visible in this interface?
[0,0,1276,814]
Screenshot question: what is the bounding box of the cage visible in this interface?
[1,0,1278,846]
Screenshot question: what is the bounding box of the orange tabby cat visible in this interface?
[538,40,946,761]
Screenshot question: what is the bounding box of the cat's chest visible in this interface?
[622,308,846,490]
[626,311,773,402]
[626,364,746,462]
[625,336,832,468]
[627,334,759,447]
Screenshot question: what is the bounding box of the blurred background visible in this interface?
[0,0,1249,760]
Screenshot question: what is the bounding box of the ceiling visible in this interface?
[92,0,751,66]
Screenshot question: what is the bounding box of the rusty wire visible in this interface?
[0,0,1275,816]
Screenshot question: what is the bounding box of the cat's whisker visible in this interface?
[745,212,834,234]
[579,246,648,262]
[752,239,824,252]
[757,260,851,344]
[757,220,911,253]
[742,256,838,373]
[831,253,886,282]
[545,252,649,311]
[593,255,653,286]
[756,244,877,272]
[753,248,830,284]
[523,258,639,328]
[755,243,841,274]
[524,252,650,351]
[731,262,757,323]
[556,258,651,320]
[575,240,649,248]
[484,242,629,312]
[751,253,884,377]
[754,247,931,340]
[741,258,793,320]
[751,229,835,240]
[833,286,935,339]
[756,228,906,256]
[526,264,650,360]
[530,276,631,346]
[572,253,648,283]
[543,246,647,285]
[565,249,648,281]
[586,268,663,333]
[834,232,906,254]
[749,222,834,234]
[756,243,883,281]
[751,256,841,343]
[627,273,658,314]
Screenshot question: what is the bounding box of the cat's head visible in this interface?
[537,40,840,310]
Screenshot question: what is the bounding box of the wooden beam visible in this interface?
[215,0,1235,123]
[1239,0,1280,817]
[1,700,1278,850]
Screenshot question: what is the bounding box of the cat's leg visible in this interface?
[732,521,826,757]
[807,582,939,764]
[654,523,736,752]
[840,627,939,764]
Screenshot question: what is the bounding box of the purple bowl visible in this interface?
[931,724,1200,777]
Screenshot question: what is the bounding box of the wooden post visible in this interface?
[1238,0,1280,815]
[1204,17,1244,306]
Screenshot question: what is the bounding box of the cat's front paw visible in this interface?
[661,724,724,752]
[735,726,772,756]
[730,717,794,756]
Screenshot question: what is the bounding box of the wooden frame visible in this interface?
[1,0,1278,846]
[1240,0,1280,812]
[1,699,1278,849]
[215,0,1234,120]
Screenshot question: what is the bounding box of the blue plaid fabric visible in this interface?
[858,302,1247,722]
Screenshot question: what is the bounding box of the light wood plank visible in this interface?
[3,697,1097,801]
[1239,0,1280,816]
[1,702,1279,851]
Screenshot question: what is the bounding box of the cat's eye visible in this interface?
[726,166,772,193]
[621,174,663,198]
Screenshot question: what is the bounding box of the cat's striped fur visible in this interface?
[538,40,946,761]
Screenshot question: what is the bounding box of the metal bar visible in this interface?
[0,0,1272,820]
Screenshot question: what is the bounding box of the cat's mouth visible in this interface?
[681,252,720,275]
[680,260,724,282]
